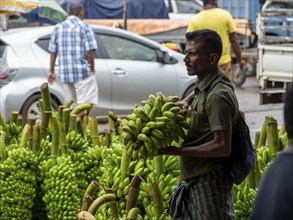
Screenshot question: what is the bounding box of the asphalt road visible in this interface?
[235,75,284,142]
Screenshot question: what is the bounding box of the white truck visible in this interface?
[256,0,293,104]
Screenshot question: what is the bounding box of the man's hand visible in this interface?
[48,71,56,85]
[238,59,246,70]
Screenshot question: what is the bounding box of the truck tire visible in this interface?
[20,94,59,123]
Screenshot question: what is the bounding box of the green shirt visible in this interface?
[180,67,239,180]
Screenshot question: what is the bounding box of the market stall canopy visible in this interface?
[60,0,169,19]
[0,0,38,14]
[26,0,68,24]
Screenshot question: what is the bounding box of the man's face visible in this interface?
[183,40,212,77]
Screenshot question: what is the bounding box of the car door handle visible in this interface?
[111,68,127,75]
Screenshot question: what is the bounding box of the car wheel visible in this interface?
[20,94,59,123]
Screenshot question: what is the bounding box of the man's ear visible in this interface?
[210,53,218,65]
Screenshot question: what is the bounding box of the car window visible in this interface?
[175,0,201,14]
[99,34,157,62]
[0,40,7,58]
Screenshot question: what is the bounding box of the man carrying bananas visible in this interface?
[251,85,293,220]
[159,29,239,219]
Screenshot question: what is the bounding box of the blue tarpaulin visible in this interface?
[60,0,169,19]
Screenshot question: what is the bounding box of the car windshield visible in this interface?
[176,0,202,14]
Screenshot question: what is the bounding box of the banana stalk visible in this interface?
[126,174,142,212]
[149,181,164,217]
[71,103,93,115]
[27,119,34,150]
[19,124,31,149]
[65,99,74,108]
[153,155,164,179]
[32,124,41,152]
[89,117,100,147]
[88,194,117,215]
[81,194,94,212]
[266,116,280,158]
[83,180,100,201]
[41,111,52,139]
[120,144,131,182]
[17,114,23,126]
[50,116,59,165]
[257,121,267,148]
[104,129,112,148]
[69,114,77,132]
[62,108,71,134]
[77,211,96,220]
[77,118,84,136]
[104,188,119,219]
[10,111,18,124]
[0,130,6,163]
[58,120,67,154]
[58,105,65,121]
[40,82,52,112]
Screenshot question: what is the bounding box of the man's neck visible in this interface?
[204,4,217,10]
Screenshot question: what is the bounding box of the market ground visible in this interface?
[99,75,284,143]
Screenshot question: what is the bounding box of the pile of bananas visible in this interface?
[233,183,256,219]
[121,92,189,159]
[40,156,82,220]
[0,147,37,220]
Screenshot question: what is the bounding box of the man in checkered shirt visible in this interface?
[48,3,98,106]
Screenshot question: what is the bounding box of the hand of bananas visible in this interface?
[121,92,189,159]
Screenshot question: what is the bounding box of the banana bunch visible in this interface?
[233,183,256,219]
[66,130,89,153]
[0,147,37,220]
[40,156,82,220]
[121,92,189,159]
[163,155,180,176]
[256,146,272,176]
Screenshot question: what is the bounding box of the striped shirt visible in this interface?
[49,15,97,83]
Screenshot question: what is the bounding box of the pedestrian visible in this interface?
[47,3,98,106]
[187,0,245,81]
[159,29,239,219]
[251,85,293,220]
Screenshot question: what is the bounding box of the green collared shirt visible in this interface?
[180,67,239,180]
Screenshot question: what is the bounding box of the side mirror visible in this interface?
[157,50,178,64]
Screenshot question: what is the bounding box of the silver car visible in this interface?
[0,25,195,122]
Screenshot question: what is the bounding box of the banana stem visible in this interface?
[266,119,280,158]
[126,207,140,220]
[88,194,117,216]
[19,124,31,149]
[10,111,19,124]
[41,111,52,139]
[62,108,70,134]
[104,188,119,219]
[126,175,142,212]
[71,103,93,115]
[81,194,94,212]
[153,155,164,178]
[89,117,100,147]
[40,82,52,112]
[257,121,267,148]
[149,181,164,217]
[0,131,6,164]
[69,114,77,132]
[58,120,67,154]
[120,145,131,182]
[58,105,65,121]
[65,99,74,108]
[32,125,41,152]
[50,116,59,165]
[83,180,100,200]
[77,211,96,220]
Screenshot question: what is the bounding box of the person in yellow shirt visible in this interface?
[187,0,245,81]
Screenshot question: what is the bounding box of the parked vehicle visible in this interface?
[0,25,196,122]
[256,0,293,104]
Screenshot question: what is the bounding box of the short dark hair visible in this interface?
[69,3,83,16]
[284,84,293,138]
[203,0,216,6]
[185,29,223,61]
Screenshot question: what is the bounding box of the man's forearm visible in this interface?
[86,50,95,72]
[50,53,57,72]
